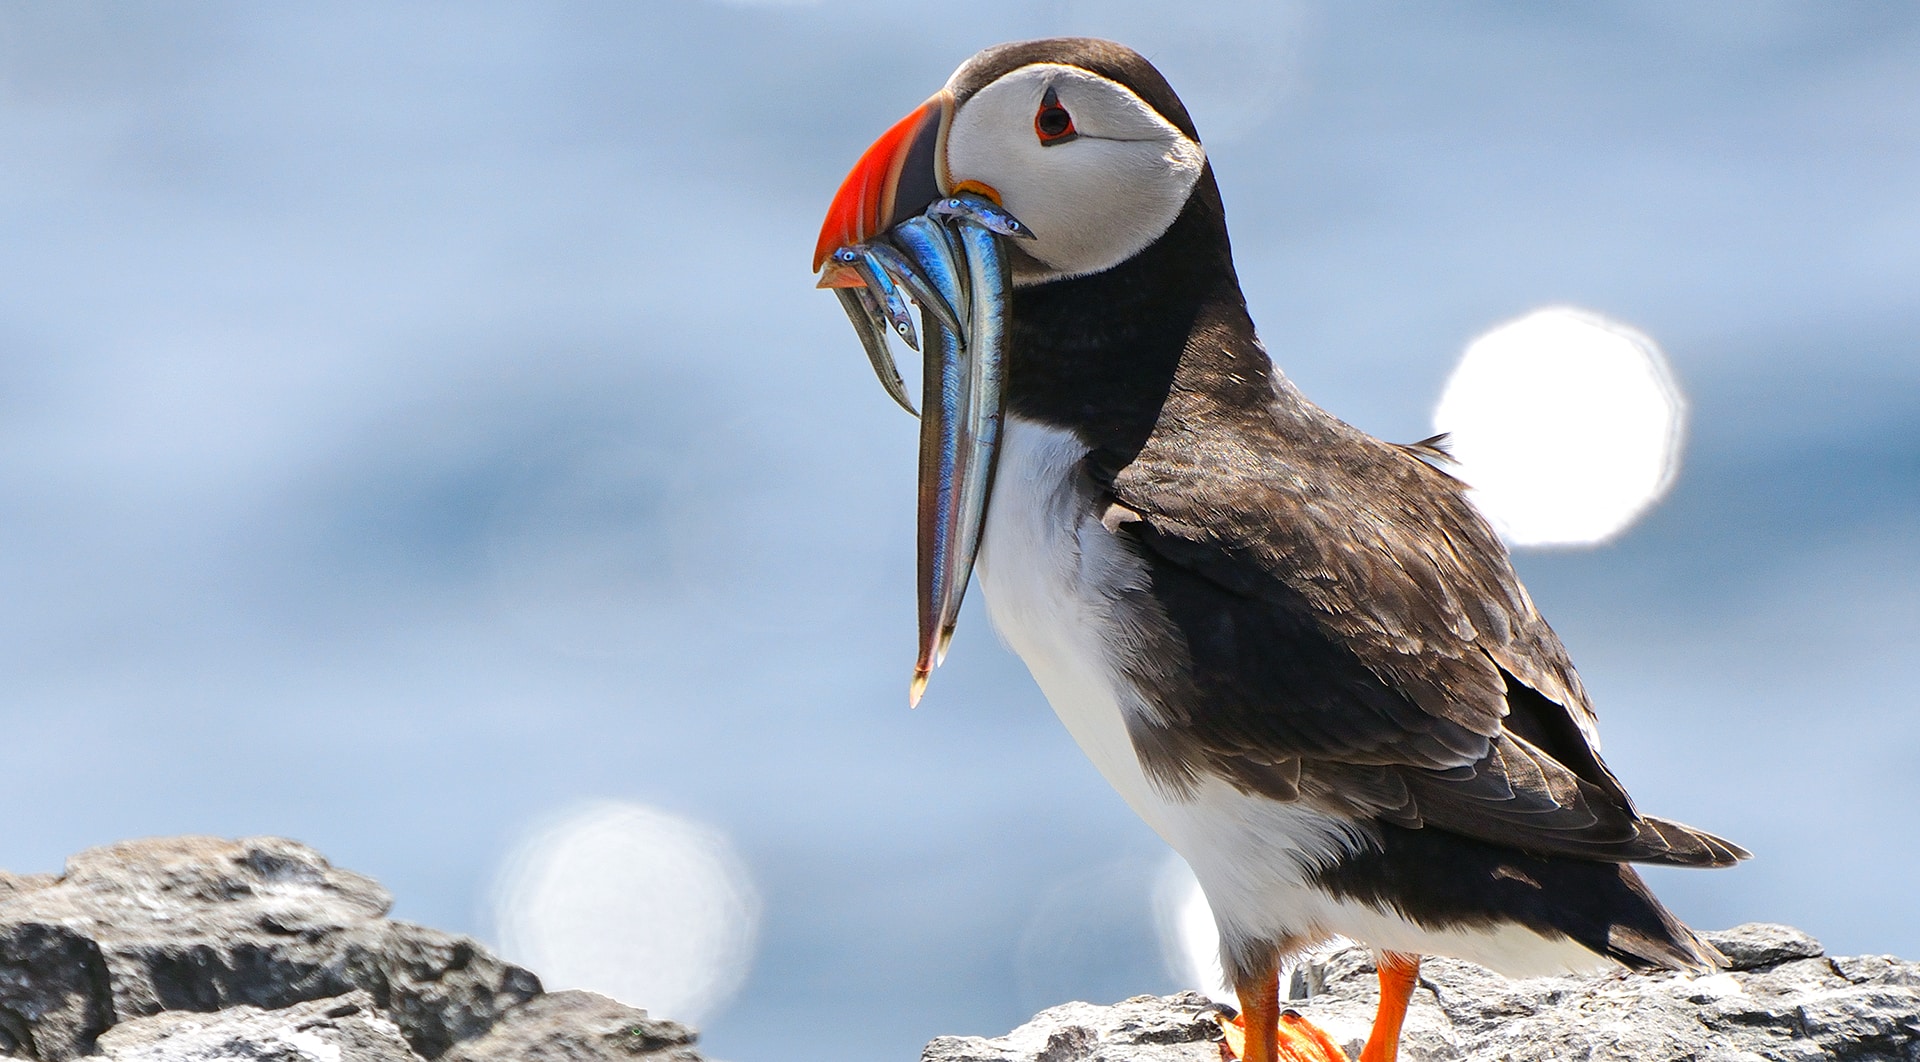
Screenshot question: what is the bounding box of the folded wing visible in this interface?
[1102,389,1745,868]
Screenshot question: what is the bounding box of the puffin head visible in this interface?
[814,38,1208,287]
[814,40,1215,705]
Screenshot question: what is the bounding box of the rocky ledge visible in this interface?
[7,838,1919,1061]
[925,924,1920,1062]
[0,836,704,1061]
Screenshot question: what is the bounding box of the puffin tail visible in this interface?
[1602,864,1728,972]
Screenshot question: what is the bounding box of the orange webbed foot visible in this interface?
[1215,1001,1347,1062]
[1276,1010,1349,1061]
[1220,950,1423,1062]
[1217,1006,1248,1060]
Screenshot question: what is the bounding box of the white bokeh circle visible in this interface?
[1433,307,1686,548]
[491,802,762,1025]
[1153,856,1232,1003]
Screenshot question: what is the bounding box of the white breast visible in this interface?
[975,417,1172,835]
[974,416,1612,979]
[975,419,1353,943]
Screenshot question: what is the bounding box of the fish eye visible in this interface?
[1035,87,1077,145]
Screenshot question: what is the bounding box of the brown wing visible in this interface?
[1102,383,1744,867]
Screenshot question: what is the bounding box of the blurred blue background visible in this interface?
[3,3,1916,1060]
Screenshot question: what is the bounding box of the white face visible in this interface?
[943,62,1206,285]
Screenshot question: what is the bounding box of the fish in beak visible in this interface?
[815,93,1035,706]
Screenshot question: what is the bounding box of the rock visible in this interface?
[444,990,702,1062]
[0,920,113,1062]
[926,927,1920,1062]
[922,994,1224,1062]
[0,875,56,905]
[0,837,709,1062]
[1705,922,1826,971]
[0,836,537,1060]
[93,991,419,1061]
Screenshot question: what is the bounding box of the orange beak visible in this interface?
[813,91,953,287]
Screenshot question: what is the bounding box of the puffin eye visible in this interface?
[1035,87,1077,146]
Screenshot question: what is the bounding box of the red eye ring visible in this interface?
[1035,87,1077,145]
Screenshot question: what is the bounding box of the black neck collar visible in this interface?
[1004,167,1265,477]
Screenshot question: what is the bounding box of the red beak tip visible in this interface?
[816,93,950,277]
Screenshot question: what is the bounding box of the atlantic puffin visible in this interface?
[813,38,1747,1062]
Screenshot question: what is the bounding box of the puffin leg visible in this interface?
[1357,952,1421,1062]
[1220,968,1346,1062]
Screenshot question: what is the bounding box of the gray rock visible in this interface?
[443,989,701,1062]
[1705,923,1827,971]
[927,927,1920,1062]
[0,837,541,1060]
[921,993,1223,1062]
[0,876,57,905]
[93,991,421,1061]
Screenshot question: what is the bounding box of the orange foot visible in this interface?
[1216,1005,1346,1062]
[1218,951,1422,1062]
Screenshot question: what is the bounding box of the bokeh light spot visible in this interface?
[1153,856,1232,1004]
[1433,307,1687,548]
[491,802,761,1025]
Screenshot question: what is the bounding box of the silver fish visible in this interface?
[908,206,1013,704]
[863,239,963,337]
[837,246,919,351]
[887,216,970,329]
[934,218,1009,666]
[833,285,917,416]
[913,307,968,703]
[824,195,1024,705]
[927,195,1038,241]
[831,219,978,419]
